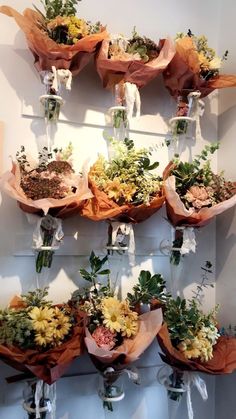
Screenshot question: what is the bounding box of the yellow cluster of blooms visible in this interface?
[104,178,137,203]
[101,297,138,338]
[176,32,223,74]
[29,306,72,347]
[177,324,220,362]
[47,16,89,44]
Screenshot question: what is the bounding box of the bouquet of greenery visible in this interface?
[1,144,92,272]
[70,252,163,410]
[156,263,236,419]
[81,138,165,223]
[0,0,108,74]
[163,143,236,227]
[0,288,83,384]
[96,27,175,89]
[158,296,236,402]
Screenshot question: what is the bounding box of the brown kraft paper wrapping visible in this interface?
[0,6,108,74]
[158,323,236,375]
[163,163,236,227]
[96,38,175,89]
[81,178,165,224]
[163,36,236,99]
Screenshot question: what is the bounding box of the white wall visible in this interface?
[0,0,222,418]
[215,1,236,418]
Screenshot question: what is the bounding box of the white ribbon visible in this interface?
[157,367,208,419]
[51,66,72,93]
[26,213,64,251]
[187,91,205,141]
[23,381,56,419]
[184,372,208,419]
[179,227,196,255]
[110,221,135,254]
[35,380,43,418]
[123,366,140,385]
[124,82,141,120]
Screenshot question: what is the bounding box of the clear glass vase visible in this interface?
[109,83,129,141]
[40,94,64,123]
[23,380,56,419]
[98,368,125,411]
[170,91,201,138]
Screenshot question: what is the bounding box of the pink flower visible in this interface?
[92,326,117,350]
[185,185,213,209]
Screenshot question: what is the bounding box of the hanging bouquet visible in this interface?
[163,29,236,99]
[157,285,236,400]
[163,30,236,135]
[163,143,236,227]
[0,288,84,384]
[96,27,175,120]
[81,138,165,224]
[70,252,163,410]
[0,1,108,122]
[0,0,108,74]
[1,144,92,272]
[155,264,236,419]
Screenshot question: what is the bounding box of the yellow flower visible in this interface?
[120,183,137,202]
[104,178,123,202]
[89,156,106,179]
[198,52,210,71]
[121,316,138,338]
[208,56,222,70]
[102,298,124,333]
[68,17,89,40]
[29,306,54,332]
[51,313,71,340]
[34,327,54,347]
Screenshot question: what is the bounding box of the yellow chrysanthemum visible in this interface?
[120,182,137,202]
[198,52,210,71]
[121,316,138,338]
[101,297,121,311]
[29,306,54,332]
[177,332,215,363]
[34,327,54,347]
[51,314,72,340]
[104,178,123,202]
[68,17,88,39]
[102,299,124,333]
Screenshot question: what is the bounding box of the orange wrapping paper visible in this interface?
[163,163,236,227]
[158,323,236,375]
[96,38,175,89]
[81,178,165,223]
[0,297,84,384]
[85,309,162,367]
[0,6,108,74]
[163,36,236,99]
[1,162,93,219]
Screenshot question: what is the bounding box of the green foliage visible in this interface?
[0,310,34,348]
[22,287,51,307]
[164,296,200,344]
[93,138,161,205]
[0,288,50,348]
[164,262,216,345]
[71,251,111,303]
[171,143,221,208]
[191,261,214,305]
[38,0,80,20]
[127,27,160,63]
[127,270,169,306]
